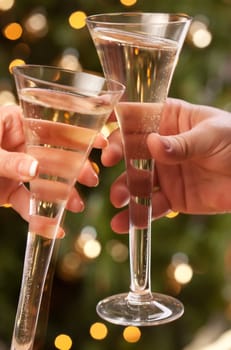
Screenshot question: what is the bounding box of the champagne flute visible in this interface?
[11,65,125,350]
[87,12,191,326]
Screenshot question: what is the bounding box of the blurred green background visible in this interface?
[0,0,231,350]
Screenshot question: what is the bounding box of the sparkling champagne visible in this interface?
[93,28,178,103]
[92,29,178,199]
[11,87,112,350]
[20,87,112,236]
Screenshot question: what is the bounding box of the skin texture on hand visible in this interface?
[0,105,107,222]
[102,98,231,233]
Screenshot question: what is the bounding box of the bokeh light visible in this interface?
[58,48,82,71]
[192,28,212,48]
[171,252,193,285]
[24,10,48,38]
[120,0,137,5]
[54,334,72,350]
[167,252,193,292]
[89,322,108,340]
[172,252,189,265]
[0,203,12,208]
[0,90,16,105]
[75,225,97,250]
[196,329,231,350]
[74,225,102,259]
[83,239,101,259]
[165,211,179,218]
[189,18,212,49]
[9,59,25,73]
[58,251,83,281]
[174,263,193,284]
[106,239,128,262]
[13,42,31,59]
[3,22,23,40]
[123,326,141,343]
[0,0,14,11]
[68,11,86,29]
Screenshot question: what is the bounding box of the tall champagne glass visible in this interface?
[11,65,125,350]
[87,12,191,326]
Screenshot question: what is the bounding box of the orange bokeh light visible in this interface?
[3,22,23,40]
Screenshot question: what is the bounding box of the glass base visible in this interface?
[96,292,184,326]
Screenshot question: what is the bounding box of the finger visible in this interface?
[101,128,123,166]
[152,190,171,219]
[147,128,205,165]
[110,172,129,208]
[92,133,108,149]
[0,150,38,181]
[77,160,99,187]
[111,189,172,234]
[29,215,65,239]
[66,187,85,213]
[111,209,129,234]
[0,105,25,150]
[8,183,30,221]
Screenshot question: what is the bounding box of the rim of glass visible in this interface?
[86,12,192,25]
[12,64,125,94]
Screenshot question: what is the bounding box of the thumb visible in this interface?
[147,127,211,164]
[0,149,38,181]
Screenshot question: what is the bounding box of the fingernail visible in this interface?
[72,197,85,212]
[101,134,109,148]
[78,199,85,212]
[89,164,99,187]
[29,160,39,177]
[19,159,38,179]
[57,227,66,239]
[91,175,99,187]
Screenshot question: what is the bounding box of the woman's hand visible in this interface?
[0,105,106,221]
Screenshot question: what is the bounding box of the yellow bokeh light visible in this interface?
[165,211,179,218]
[0,203,12,208]
[120,0,137,5]
[0,0,14,11]
[54,334,72,350]
[68,11,86,29]
[9,59,25,73]
[90,322,108,340]
[123,326,141,343]
[3,22,23,40]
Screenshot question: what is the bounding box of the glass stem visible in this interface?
[11,199,65,350]
[127,158,154,304]
[33,240,60,350]
[11,234,56,350]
